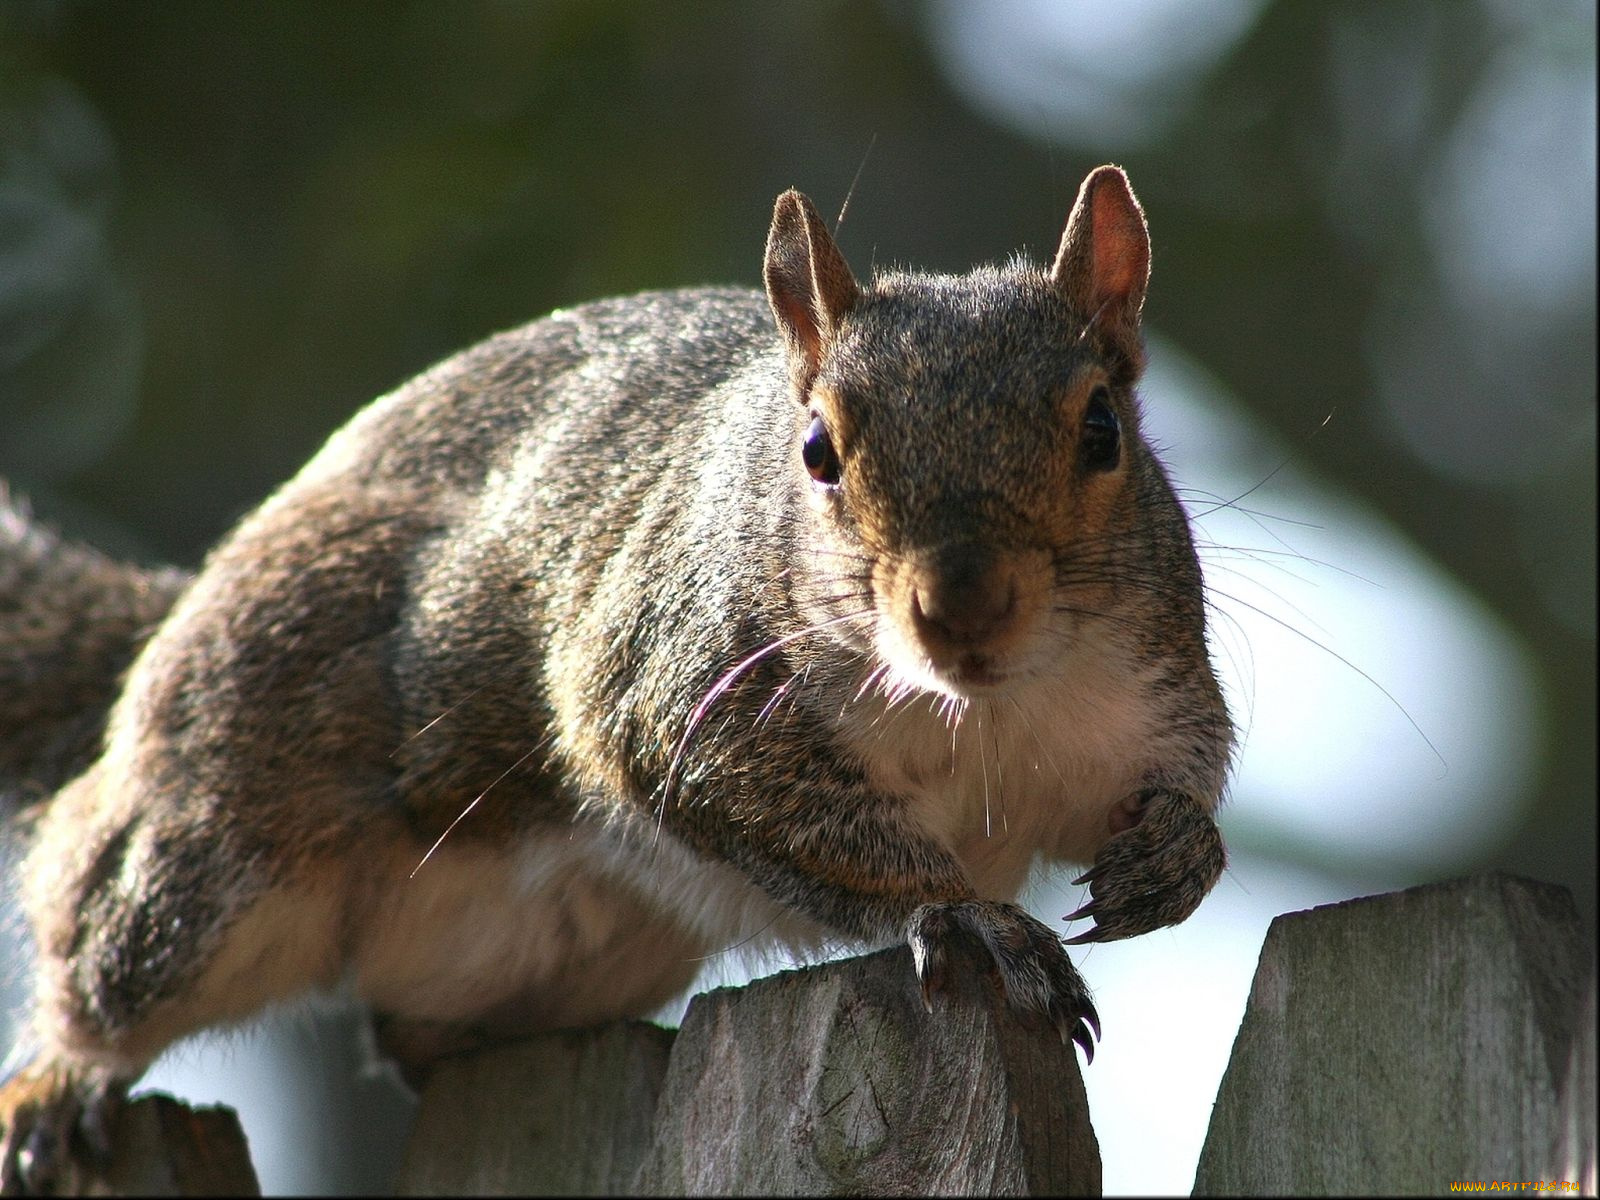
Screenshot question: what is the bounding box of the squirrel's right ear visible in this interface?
[764,190,859,396]
[1050,165,1150,367]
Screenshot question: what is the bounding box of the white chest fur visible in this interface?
[839,652,1164,898]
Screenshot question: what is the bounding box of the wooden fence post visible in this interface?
[1193,873,1595,1196]
[397,944,1099,1196]
[32,1092,258,1196]
[41,873,1594,1196]
[636,944,1098,1195]
[396,1021,675,1195]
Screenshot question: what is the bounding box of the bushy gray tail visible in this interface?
[0,486,189,811]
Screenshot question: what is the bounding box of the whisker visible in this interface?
[1006,694,1068,790]
[1195,539,1376,588]
[1205,583,1445,772]
[978,702,992,838]
[988,701,1008,836]
[658,609,871,823]
[835,132,878,232]
[1175,487,1326,532]
[686,911,786,962]
[1182,460,1297,521]
[391,672,518,755]
[1195,559,1335,643]
[409,744,541,877]
[756,669,806,728]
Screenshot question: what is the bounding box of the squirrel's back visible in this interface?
[293,287,776,503]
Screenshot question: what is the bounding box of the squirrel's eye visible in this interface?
[1080,387,1121,472]
[802,413,842,485]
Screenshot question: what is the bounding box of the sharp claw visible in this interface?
[1064,926,1103,946]
[1063,899,1097,923]
[1081,1002,1102,1042]
[1071,865,1103,887]
[1071,1021,1096,1064]
[910,932,940,1013]
[914,950,944,1013]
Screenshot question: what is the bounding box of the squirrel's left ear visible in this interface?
[765,189,860,397]
[1050,165,1150,363]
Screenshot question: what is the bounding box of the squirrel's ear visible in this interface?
[764,189,859,395]
[1049,165,1150,360]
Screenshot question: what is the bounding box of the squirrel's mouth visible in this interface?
[944,653,1011,693]
[872,611,1030,701]
[884,648,1020,701]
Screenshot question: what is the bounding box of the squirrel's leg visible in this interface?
[676,744,1100,1058]
[1,763,348,1192]
[1063,787,1227,944]
[9,483,429,1067]
[3,488,433,1190]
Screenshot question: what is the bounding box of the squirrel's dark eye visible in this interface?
[802,412,842,485]
[1080,387,1121,472]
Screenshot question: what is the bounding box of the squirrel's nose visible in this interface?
[909,548,1020,650]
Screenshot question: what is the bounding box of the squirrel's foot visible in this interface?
[1065,788,1225,944]
[0,1063,123,1195]
[907,899,1100,1062]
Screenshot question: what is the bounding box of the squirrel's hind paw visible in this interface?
[907,899,1100,1063]
[0,1064,121,1196]
[1065,788,1225,944]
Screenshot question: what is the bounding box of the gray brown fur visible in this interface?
[0,165,1232,1190]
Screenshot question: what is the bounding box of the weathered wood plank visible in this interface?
[1193,873,1594,1196]
[394,1020,674,1196]
[56,1091,258,1196]
[395,943,1098,1196]
[636,944,1099,1196]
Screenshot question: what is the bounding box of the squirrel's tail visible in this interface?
[0,485,189,813]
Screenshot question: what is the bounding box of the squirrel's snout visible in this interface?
[907,548,1021,653]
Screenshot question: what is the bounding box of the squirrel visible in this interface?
[0,165,1231,1190]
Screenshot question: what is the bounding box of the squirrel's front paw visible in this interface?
[906,899,1100,1061]
[1065,788,1225,944]
[0,1064,121,1195]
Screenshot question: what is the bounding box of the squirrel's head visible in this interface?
[764,166,1173,702]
